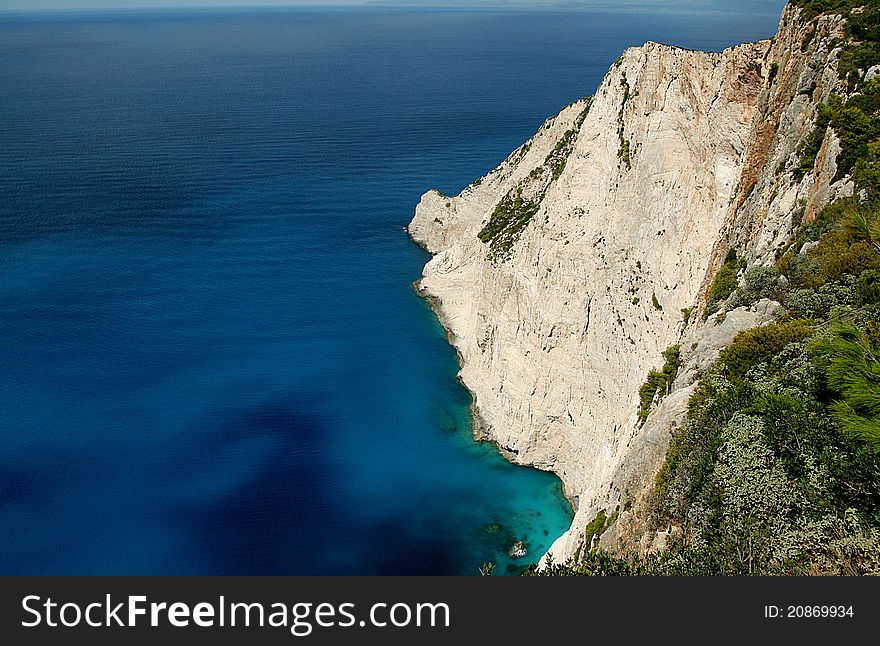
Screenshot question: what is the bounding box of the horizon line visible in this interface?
[0,3,786,17]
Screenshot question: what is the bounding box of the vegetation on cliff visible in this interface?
[477,190,542,260]
[617,72,633,170]
[530,1,880,576]
[478,104,590,260]
[705,249,742,316]
[637,345,681,425]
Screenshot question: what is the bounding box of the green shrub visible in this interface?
[728,265,780,308]
[812,324,880,451]
[477,191,541,260]
[478,103,591,261]
[790,0,874,24]
[795,102,834,179]
[717,319,814,381]
[705,249,740,315]
[617,73,632,170]
[853,141,880,202]
[582,510,609,552]
[638,345,681,424]
[681,307,693,326]
[796,80,880,185]
[778,199,879,290]
[546,129,576,182]
[787,280,858,318]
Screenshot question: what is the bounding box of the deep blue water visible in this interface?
[0,7,781,575]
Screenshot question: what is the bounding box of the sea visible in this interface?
[0,6,782,575]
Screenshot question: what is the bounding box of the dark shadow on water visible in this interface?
[168,397,344,575]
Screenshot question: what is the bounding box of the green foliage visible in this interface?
[838,6,880,90]
[478,562,496,576]
[651,292,662,310]
[618,136,631,169]
[728,265,781,309]
[795,101,834,180]
[477,103,590,261]
[777,199,880,294]
[477,190,541,260]
[546,129,577,182]
[641,207,880,575]
[705,249,740,315]
[794,3,880,180]
[525,550,637,576]
[617,73,632,170]
[644,329,880,575]
[543,103,591,182]
[582,510,609,552]
[623,185,880,577]
[531,1,880,577]
[853,141,880,202]
[681,307,693,326]
[787,279,858,319]
[783,203,880,290]
[638,345,681,424]
[718,319,814,381]
[812,324,880,450]
[828,85,880,182]
[790,0,875,24]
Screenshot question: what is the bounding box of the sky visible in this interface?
[0,0,789,15]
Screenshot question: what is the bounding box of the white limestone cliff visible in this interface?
[408,4,851,563]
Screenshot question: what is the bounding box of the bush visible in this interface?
[536,2,880,577]
[786,281,857,319]
[478,103,590,261]
[637,345,681,424]
[681,307,693,326]
[705,249,740,315]
[581,511,609,553]
[812,324,880,451]
[545,128,577,182]
[717,319,814,381]
[477,191,540,260]
[728,265,780,309]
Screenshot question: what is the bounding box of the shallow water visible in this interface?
[0,7,781,574]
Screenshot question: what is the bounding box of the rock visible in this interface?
[481,522,504,534]
[508,541,527,559]
[410,3,851,565]
[800,240,819,255]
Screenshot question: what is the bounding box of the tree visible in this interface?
[478,562,496,576]
[812,324,880,451]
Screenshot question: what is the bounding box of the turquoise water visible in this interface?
[0,7,782,574]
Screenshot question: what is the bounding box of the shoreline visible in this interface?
[407,232,579,559]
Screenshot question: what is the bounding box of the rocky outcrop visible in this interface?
[408,4,852,563]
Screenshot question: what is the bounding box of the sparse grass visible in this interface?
[618,73,632,170]
[652,292,662,310]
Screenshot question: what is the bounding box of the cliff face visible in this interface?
[408,4,850,562]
